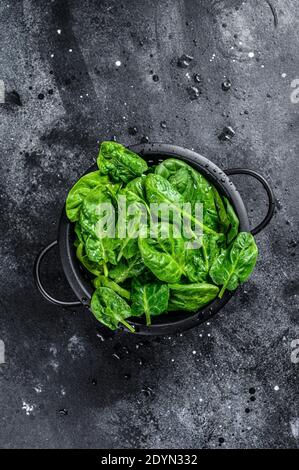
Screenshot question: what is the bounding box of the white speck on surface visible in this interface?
[115,60,121,67]
[171,358,175,362]
[96,333,105,342]
[61,386,66,396]
[57,29,61,34]
[290,418,299,439]
[281,73,287,78]
[248,52,255,58]
[50,53,54,58]
[274,385,280,391]
[69,48,72,52]
[192,350,196,355]
[199,398,203,402]
[67,335,86,359]
[22,401,36,416]
[49,359,59,372]
[49,345,57,357]
[33,384,42,393]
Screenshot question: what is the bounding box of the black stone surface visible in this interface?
[0,0,298,449]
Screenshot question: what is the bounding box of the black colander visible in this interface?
[34,143,275,335]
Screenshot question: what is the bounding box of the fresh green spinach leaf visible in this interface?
[185,248,208,283]
[108,254,145,284]
[223,197,239,244]
[66,171,109,222]
[97,141,148,183]
[76,242,102,277]
[168,283,219,312]
[209,232,258,298]
[155,159,219,230]
[145,173,218,236]
[79,186,120,269]
[91,287,134,332]
[138,226,185,283]
[131,279,169,325]
[212,187,230,233]
[93,275,130,300]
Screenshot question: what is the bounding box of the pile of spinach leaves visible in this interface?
[66,141,258,332]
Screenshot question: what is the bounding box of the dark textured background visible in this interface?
[0,0,298,449]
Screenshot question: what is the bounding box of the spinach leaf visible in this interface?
[138,228,185,283]
[97,141,148,183]
[156,162,198,201]
[66,171,109,222]
[212,187,230,233]
[168,283,219,312]
[74,221,84,244]
[209,232,258,298]
[131,279,169,325]
[91,287,134,332]
[201,233,225,270]
[116,197,147,262]
[76,242,102,277]
[184,233,225,283]
[145,173,184,205]
[185,248,208,283]
[79,186,120,270]
[212,190,239,243]
[84,237,119,274]
[145,173,218,236]
[108,254,145,284]
[93,275,130,300]
[125,175,147,202]
[115,176,149,262]
[223,197,239,244]
[155,159,219,231]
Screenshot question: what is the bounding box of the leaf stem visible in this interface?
[145,311,151,326]
[219,285,226,298]
[119,319,135,333]
[103,262,109,277]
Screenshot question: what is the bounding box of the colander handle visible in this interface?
[34,240,82,307]
[224,168,275,235]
